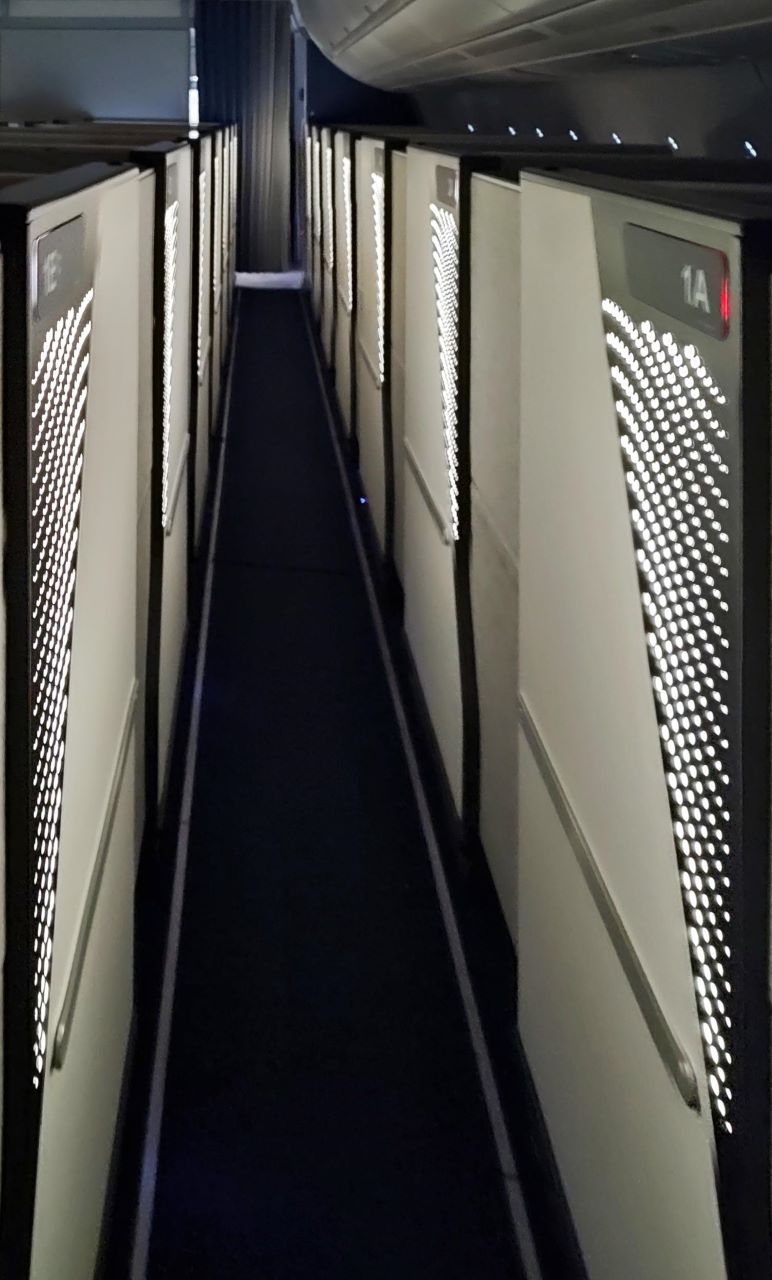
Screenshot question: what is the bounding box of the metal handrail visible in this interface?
[519,693,701,1113]
[53,680,138,1071]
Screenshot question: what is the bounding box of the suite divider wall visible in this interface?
[0,161,142,1280]
[0,136,194,836]
[518,169,772,1280]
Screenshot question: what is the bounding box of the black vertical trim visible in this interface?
[144,159,169,835]
[454,159,481,851]
[348,132,359,454]
[0,209,37,1280]
[716,229,772,1280]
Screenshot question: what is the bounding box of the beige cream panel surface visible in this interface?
[391,150,407,582]
[135,172,155,846]
[31,171,140,1279]
[519,737,726,1280]
[470,174,519,560]
[519,176,716,1059]
[518,174,724,1278]
[404,145,460,525]
[333,131,353,432]
[471,499,518,941]
[403,145,463,810]
[32,768,135,1280]
[158,149,192,797]
[403,474,463,811]
[194,135,213,546]
[354,136,387,531]
[469,174,520,938]
[354,136,381,385]
[356,349,386,549]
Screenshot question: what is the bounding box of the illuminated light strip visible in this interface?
[30,287,94,1087]
[325,144,334,270]
[213,153,222,296]
[602,297,734,1131]
[313,139,321,243]
[197,169,207,380]
[429,201,460,541]
[162,200,179,529]
[371,169,386,385]
[342,154,354,314]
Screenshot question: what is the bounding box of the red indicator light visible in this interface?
[720,267,730,335]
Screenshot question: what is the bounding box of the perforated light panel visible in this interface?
[161,198,179,530]
[30,287,94,1086]
[197,170,206,382]
[342,153,354,314]
[429,201,460,541]
[371,169,386,385]
[602,297,733,1131]
[325,144,334,270]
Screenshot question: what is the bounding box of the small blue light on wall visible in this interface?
[745,140,758,157]
[508,125,517,136]
[569,129,579,141]
[359,496,367,505]
[612,132,622,145]
[467,123,475,133]
[667,135,679,151]
[535,127,544,138]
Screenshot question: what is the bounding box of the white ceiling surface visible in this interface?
[294,0,772,87]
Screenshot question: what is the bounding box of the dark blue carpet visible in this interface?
[147,290,521,1279]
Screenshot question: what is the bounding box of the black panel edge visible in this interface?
[143,160,169,837]
[0,161,134,211]
[454,158,481,852]
[0,204,37,1280]
[716,227,772,1280]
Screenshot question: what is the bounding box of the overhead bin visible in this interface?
[0,161,141,1279]
[295,0,772,86]
[518,168,772,1280]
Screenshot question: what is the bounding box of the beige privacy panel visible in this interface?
[518,173,726,1280]
[390,148,408,582]
[158,151,192,802]
[321,128,335,363]
[469,173,520,940]
[355,137,388,548]
[194,135,213,547]
[333,130,354,433]
[403,145,463,811]
[0,169,142,1279]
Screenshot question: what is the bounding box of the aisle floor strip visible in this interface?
[130,296,242,1280]
[301,297,542,1280]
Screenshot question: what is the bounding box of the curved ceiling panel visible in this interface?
[294,0,772,88]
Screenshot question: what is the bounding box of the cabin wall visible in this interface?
[0,0,191,120]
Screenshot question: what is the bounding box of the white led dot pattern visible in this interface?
[324,144,334,270]
[342,153,354,315]
[313,139,321,242]
[161,199,179,530]
[602,297,734,1131]
[197,169,207,380]
[371,169,386,386]
[30,287,94,1087]
[429,201,460,541]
